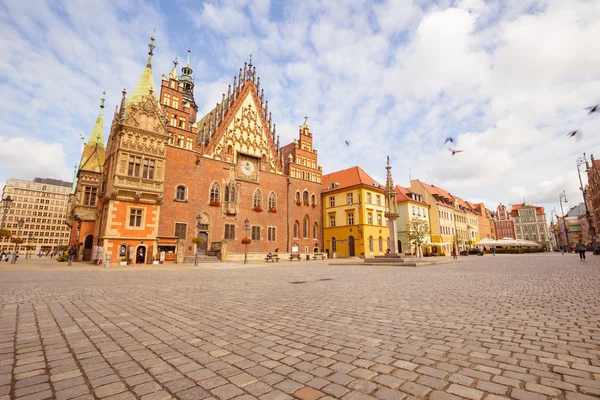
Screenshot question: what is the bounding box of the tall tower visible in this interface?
[67,92,106,260]
[179,49,198,115]
[97,34,170,264]
[384,156,400,256]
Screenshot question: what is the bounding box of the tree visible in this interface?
[407,219,430,258]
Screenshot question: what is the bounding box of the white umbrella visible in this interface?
[475,238,499,247]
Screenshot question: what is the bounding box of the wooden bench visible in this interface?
[312,253,326,260]
[264,255,280,262]
[289,253,301,261]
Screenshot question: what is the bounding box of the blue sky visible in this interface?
[1,0,600,217]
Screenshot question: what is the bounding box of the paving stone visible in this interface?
[446,384,484,400]
[294,386,324,400]
[373,387,407,400]
[211,384,244,400]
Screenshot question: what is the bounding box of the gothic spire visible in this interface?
[78,91,107,173]
[126,34,159,108]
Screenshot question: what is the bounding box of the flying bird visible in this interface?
[444,137,454,144]
[345,140,350,147]
[447,148,464,156]
[585,104,599,114]
[566,130,583,142]
[79,134,85,140]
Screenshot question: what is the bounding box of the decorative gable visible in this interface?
[123,96,168,136]
[207,86,282,174]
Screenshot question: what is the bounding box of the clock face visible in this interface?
[237,154,259,181]
[240,160,255,176]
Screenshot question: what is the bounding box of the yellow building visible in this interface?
[468,202,493,241]
[456,198,479,247]
[410,180,456,254]
[322,167,389,258]
[395,185,431,256]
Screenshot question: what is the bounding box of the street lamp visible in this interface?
[243,218,250,264]
[11,217,24,264]
[27,233,34,259]
[195,214,201,266]
[559,190,569,252]
[1,195,13,230]
[576,154,597,253]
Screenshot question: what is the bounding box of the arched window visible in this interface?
[253,189,262,208]
[210,182,220,202]
[378,237,383,251]
[295,191,301,202]
[225,184,236,203]
[313,222,318,239]
[368,236,373,252]
[303,217,309,238]
[311,194,316,204]
[331,237,337,252]
[176,185,186,201]
[307,172,311,181]
[293,221,299,239]
[268,192,276,210]
[303,190,309,203]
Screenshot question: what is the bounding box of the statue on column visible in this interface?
[384,156,400,257]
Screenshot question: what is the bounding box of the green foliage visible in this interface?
[57,255,68,262]
[0,229,11,238]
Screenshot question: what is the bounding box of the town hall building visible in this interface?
[68,36,323,264]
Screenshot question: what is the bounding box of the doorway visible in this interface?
[82,235,93,261]
[136,246,146,264]
[197,232,208,255]
[348,235,355,257]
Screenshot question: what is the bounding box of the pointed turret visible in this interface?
[126,35,159,108]
[79,92,107,173]
[180,49,197,110]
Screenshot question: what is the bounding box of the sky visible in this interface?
[1,0,600,221]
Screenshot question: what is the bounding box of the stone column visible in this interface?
[384,156,399,256]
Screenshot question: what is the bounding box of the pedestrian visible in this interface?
[14,250,19,263]
[560,246,564,255]
[491,246,496,256]
[96,247,104,266]
[576,240,586,261]
[68,247,76,266]
[452,249,457,260]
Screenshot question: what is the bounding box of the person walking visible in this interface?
[491,246,496,256]
[560,245,564,255]
[67,247,76,266]
[576,240,587,261]
[452,249,457,260]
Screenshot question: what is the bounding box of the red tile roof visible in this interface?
[322,166,383,193]
[395,185,428,205]
[510,203,545,216]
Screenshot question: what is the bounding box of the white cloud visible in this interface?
[0,137,73,182]
[2,0,599,222]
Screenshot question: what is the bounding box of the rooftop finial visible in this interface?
[304,113,308,124]
[173,56,178,69]
[100,91,106,109]
[186,48,191,67]
[249,54,252,66]
[146,33,156,68]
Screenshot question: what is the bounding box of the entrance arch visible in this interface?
[82,234,93,261]
[136,246,146,264]
[348,235,355,257]
[197,232,208,255]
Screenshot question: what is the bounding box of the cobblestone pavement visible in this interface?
[1,253,599,400]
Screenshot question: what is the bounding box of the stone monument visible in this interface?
[384,156,400,257]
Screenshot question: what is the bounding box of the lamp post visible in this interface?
[559,190,569,252]
[195,214,201,266]
[11,217,24,264]
[26,233,34,259]
[243,218,250,264]
[1,195,13,230]
[576,154,597,253]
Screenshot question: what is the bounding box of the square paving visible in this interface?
[1,253,599,399]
